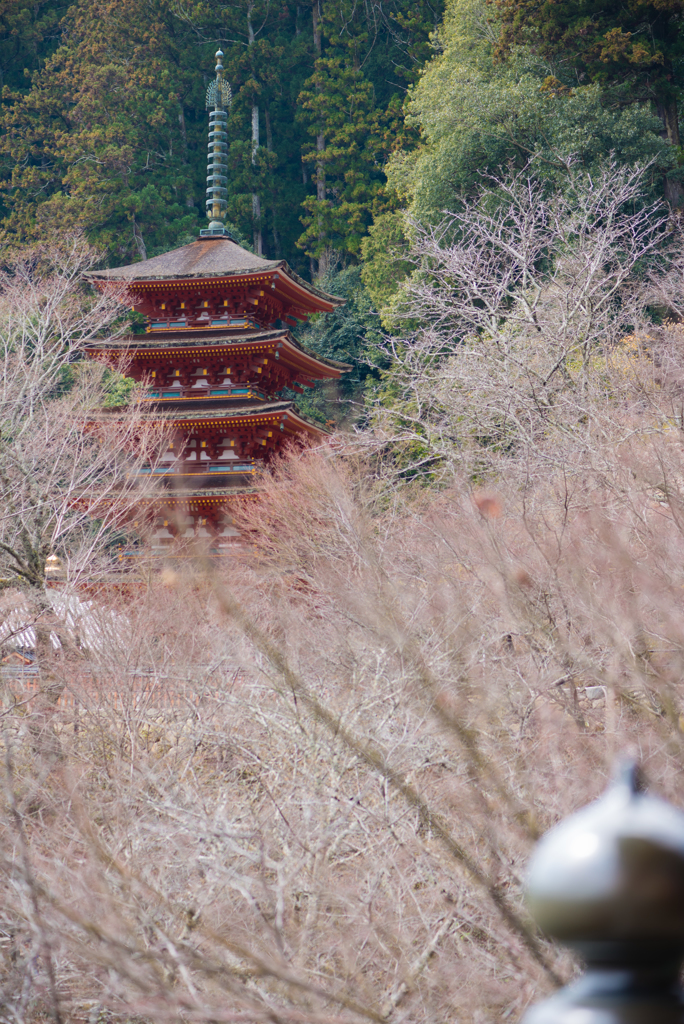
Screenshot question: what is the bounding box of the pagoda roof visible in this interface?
[90,327,289,349]
[86,327,351,379]
[86,238,343,314]
[149,399,290,418]
[96,400,330,436]
[147,400,328,434]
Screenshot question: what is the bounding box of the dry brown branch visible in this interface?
[3,183,684,1024]
[0,233,167,763]
[355,161,676,481]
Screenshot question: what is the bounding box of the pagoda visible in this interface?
[86,50,347,552]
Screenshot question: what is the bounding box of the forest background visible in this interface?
[4,3,684,1023]
[4,0,684,427]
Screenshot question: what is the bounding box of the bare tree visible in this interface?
[4,438,684,1024]
[0,234,164,746]
[361,161,673,478]
[5,174,684,1024]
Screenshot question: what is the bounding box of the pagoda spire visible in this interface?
[201,49,233,239]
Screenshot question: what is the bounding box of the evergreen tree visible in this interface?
[295,264,383,426]
[0,0,66,91]
[212,1,313,265]
[391,0,674,221]
[0,0,204,260]
[297,58,401,260]
[493,0,684,203]
[0,0,442,272]
[360,0,674,313]
[297,0,443,266]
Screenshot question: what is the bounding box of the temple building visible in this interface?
[86,50,348,552]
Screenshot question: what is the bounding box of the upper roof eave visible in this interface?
[84,237,344,309]
[279,265,345,309]
[85,328,353,374]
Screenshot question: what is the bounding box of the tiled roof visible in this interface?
[93,401,329,433]
[88,238,282,281]
[85,327,352,373]
[93,328,288,348]
[85,238,343,308]
[152,400,294,419]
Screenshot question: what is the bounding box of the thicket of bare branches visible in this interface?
[364,161,682,480]
[0,234,165,748]
[2,431,684,1024]
[3,185,684,1024]
[0,235,165,592]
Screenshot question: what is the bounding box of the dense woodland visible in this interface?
[0,0,682,422]
[0,0,443,268]
[3,0,684,425]
[5,3,684,1024]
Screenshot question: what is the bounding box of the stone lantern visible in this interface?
[44,553,65,582]
[522,761,684,1023]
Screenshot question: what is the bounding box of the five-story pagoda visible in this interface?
[87,51,348,552]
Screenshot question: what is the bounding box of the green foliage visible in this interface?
[0,0,204,262]
[295,265,384,426]
[360,211,413,311]
[389,0,674,222]
[101,369,137,408]
[490,0,684,203]
[296,1,442,261]
[0,0,443,272]
[206,1,311,260]
[0,0,66,92]
[357,0,678,315]
[320,1,446,104]
[297,60,400,258]
[493,0,684,104]
[4,0,683,438]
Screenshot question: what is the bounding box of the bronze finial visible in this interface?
[200,49,233,239]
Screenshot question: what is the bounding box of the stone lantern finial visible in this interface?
[522,759,684,1024]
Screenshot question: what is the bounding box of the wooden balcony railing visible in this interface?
[142,385,268,403]
[136,462,257,477]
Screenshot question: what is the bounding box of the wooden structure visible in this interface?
[86,51,347,551]
[86,247,347,549]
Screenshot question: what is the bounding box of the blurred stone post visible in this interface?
[522,761,684,1024]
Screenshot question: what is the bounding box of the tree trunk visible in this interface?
[178,106,195,210]
[313,0,327,276]
[28,600,65,767]
[312,0,322,57]
[251,106,262,255]
[657,96,684,208]
[178,106,188,158]
[133,218,147,261]
[265,108,281,255]
[265,105,273,151]
[251,100,262,254]
[248,5,263,255]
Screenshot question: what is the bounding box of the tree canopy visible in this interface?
[0,0,443,272]
[3,0,684,426]
[492,0,684,201]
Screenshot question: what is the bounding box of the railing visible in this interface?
[147,315,260,332]
[522,760,684,1023]
[136,462,256,476]
[142,385,267,403]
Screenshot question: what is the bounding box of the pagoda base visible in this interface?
[131,487,256,553]
[199,226,237,240]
